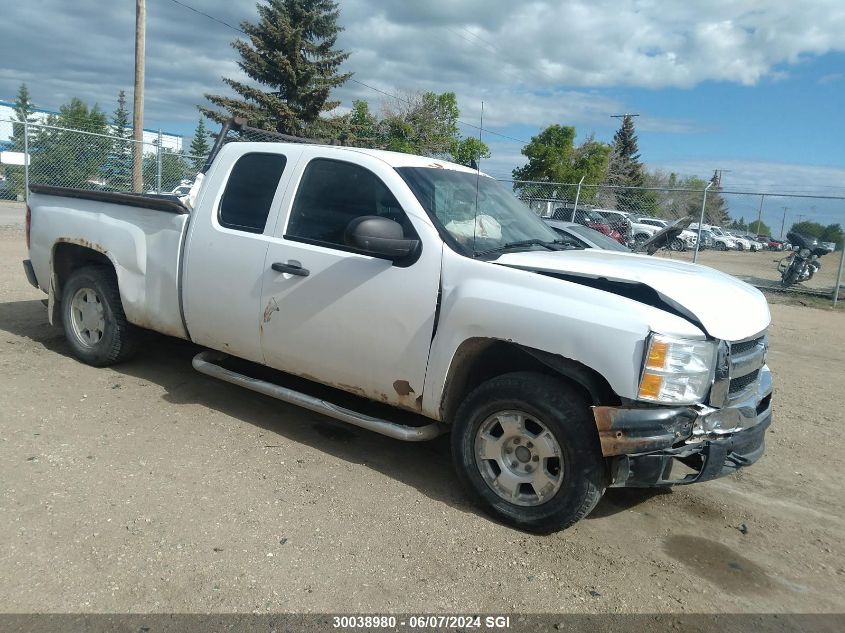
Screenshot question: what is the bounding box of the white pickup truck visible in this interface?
[22,120,773,532]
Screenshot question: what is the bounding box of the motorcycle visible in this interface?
[779,232,833,287]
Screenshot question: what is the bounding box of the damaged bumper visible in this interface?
[593,366,773,487]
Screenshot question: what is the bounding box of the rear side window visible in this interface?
[218,153,287,233]
[286,158,415,248]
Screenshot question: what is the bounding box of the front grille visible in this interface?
[731,336,765,355]
[729,368,760,394]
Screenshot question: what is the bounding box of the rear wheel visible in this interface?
[61,266,139,366]
[451,372,606,533]
[717,241,728,251]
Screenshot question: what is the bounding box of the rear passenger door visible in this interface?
[259,151,442,411]
[183,146,303,363]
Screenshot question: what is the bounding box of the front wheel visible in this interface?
[669,237,685,251]
[61,266,139,366]
[451,372,606,533]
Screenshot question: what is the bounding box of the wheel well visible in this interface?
[52,242,114,300]
[439,339,617,422]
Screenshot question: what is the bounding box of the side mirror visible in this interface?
[345,216,420,260]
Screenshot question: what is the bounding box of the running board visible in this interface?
[192,351,445,442]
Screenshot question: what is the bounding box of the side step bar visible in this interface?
[192,351,445,442]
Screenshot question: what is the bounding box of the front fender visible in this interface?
[420,248,704,419]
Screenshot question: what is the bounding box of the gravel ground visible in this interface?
[0,226,843,614]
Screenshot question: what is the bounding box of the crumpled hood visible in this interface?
[495,249,770,341]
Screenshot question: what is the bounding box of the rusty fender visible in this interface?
[592,406,696,457]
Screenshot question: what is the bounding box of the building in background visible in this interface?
[0,100,183,152]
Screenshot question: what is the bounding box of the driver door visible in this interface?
[259,151,442,410]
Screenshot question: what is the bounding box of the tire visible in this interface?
[781,260,802,287]
[61,265,139,366]
[451,372,606,533]
[669,237,685,252]
[717,242,727,251]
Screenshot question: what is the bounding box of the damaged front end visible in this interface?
[593,335,773,487]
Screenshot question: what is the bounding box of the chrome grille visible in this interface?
[710,332,768,407]
[729,368,760,394]
[731,336,765,355]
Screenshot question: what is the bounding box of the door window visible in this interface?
[286,158,416,248]
[218,153,287,233]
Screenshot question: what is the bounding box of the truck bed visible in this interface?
[27,187,191,340]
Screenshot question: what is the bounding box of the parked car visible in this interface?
[592,209,633,246]
[542,219,631,252]
[24,119,774,533]
[757,235,785,251]
[692,224,736,251]
[729,232,762,251]
[551,207,624,244]
[697,229,716,250]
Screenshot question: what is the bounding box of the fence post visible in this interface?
[23,121,29,203]
[692,182,713,264]
[572,175,585,215]
[156,129,163,194]
[833,242,845,308]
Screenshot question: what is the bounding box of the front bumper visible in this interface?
[593,366,773,487]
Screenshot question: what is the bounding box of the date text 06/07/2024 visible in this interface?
[332,615,512,629]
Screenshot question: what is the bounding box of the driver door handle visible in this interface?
[271,261,310,277]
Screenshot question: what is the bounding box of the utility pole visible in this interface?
[713,169,732,187]
[754,194,765,234]
[132,0,146,192]
[610,113,640,121]
[780,206,790,239]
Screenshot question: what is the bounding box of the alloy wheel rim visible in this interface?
[474,410,564,507]
[69,287,105,348]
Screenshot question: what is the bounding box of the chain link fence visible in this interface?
[0,118,204,198]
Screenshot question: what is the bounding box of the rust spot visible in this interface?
[393,380,415,396]
[57,237,108,254]
[262,297,280,323]
[337,383,367,398]
[592,406,695,457]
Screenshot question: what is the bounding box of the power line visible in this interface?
[167,0,245,34]
[167,0,531,146]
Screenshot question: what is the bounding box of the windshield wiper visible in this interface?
[473,239,565,258]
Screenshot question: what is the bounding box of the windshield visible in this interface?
[567,224,631,252]
[397,168,560,255]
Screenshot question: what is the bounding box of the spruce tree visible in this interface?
[201,0,351,135]
[11,83,36,150]
[105,90,133,190]
[8,83,37,196]
[608,114,650,213]
[189,118,211,170]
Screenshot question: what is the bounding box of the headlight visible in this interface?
[799,248,811,258]
[638,333,717,404]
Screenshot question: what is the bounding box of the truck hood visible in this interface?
[495,249,770,341]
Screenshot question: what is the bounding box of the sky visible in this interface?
[1,0,845,228]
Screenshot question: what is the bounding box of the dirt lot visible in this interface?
[0,224,843,615]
